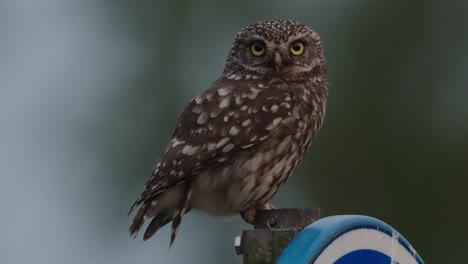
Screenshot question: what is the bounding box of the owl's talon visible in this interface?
[240,208,257,224]
[240,203,276,224]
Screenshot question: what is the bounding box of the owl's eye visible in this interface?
[290,41,305,56]
[250,41,266,56]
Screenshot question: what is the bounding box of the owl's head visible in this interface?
[222,20,326,80]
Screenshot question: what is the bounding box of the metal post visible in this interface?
[234,208,320,264]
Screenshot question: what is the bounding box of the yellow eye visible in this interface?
[290,41,304,56]
[251,41,265,56]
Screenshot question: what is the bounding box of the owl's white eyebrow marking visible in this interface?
[229,126,240,136]
[182,145,200,155]
[219,96,231,108]
[242,119,251,127]
[222,143,235,152]
[216,137,230,148]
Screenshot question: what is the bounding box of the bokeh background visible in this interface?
[1,0,467,263]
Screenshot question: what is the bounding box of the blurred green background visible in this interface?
[1,0,467,263]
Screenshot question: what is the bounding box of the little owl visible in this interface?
[128,19,328,247]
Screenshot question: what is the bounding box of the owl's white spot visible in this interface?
[162,162,166,168]
[206,92,215,102]
[245,74,251,79]
[250,135,257,141]
[182,145,200,156]
[170,170,176,175]
[210,108,222,118]
[242,119,251,127]
[216,137,230,148]
[222,143,235,152]
[262,106,269,112]
[235,95,244,105]
[192,105,202,114]
[271,105,279,113]
[241,92,250,98]
[260,135,268,141]
[228,74,237,79]
[234,75,242,81]
[219,96,231,108]
[177,160,183,165]
[151,200,158,206]
[195,96,204,104]
[217,157,228,162]
[197,112,209,124]
[248,92,258,100]
[217,87,232,96]
[280,102,291,109]
[242,143,255,149]
[178,171,184,176]
[285,96,292,101]
[172,160,177,165]
[207,143,217,151]
[223,115,229,122]
[240,105,248,111]
[258,84,264,88]
[172,139,184,147]
[252,75,259,79]
[229,125,240,136]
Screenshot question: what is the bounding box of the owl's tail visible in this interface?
[128,183,192,248]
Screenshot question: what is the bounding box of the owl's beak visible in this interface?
[274,52,282,73]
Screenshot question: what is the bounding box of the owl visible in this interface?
[128,19,328,247]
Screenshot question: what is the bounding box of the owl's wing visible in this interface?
[129,79,297,212]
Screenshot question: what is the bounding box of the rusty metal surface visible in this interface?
[236,208,321,264]
[254,208,320,229]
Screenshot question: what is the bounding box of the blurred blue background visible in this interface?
[1,0,467,263]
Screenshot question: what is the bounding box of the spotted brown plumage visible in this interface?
[129,19,328,247]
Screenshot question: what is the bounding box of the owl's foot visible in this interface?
[240,203,277,225]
